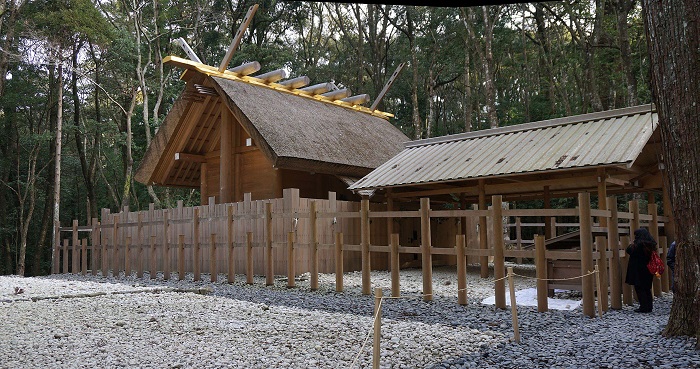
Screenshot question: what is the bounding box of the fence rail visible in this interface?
[52,191,671,318]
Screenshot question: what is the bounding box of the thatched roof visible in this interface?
[135,68,409,186]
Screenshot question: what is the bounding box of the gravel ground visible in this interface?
[0,263,697,369]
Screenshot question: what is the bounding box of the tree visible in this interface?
[641,0,700,346]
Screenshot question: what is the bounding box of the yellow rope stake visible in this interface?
[373,287,382,369]
[350,295,384,369]
[508,267,520,343]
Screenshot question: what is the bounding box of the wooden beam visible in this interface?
[370,62,405,111]
[220,105,234,203]
[218,4,259,73]
[175,152,206,163]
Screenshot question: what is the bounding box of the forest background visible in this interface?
[0,0,652,276]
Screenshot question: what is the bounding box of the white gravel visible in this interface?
[0,263,697,369]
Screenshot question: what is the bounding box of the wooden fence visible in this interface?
[52,191,671,317]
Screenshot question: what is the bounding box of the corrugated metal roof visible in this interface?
[349,105,657,191]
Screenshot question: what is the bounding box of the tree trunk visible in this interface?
[481,6,499,128]
[407,7,422,140]
[51,63,63,275]
[616,0,638,106]
[642,0,700,345]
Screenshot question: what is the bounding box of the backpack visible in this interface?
[647,251,665,277]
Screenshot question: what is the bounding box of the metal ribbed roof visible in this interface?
[349,105,657,191]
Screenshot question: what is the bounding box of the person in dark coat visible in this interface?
[625,228,657,313]
[667,241,677,291]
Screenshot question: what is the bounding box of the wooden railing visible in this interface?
[52,191,671,317]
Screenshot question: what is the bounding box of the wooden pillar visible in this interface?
[266,202,274,286]
[535,235,548,312]
[478,179,489,278]
[200,163,208,205]
[390,233,400,298]
[597,168,608,228]
[629,200,640,238]
[246,231,253,284]
[515,217,522,264]
[91,219,99,276]
[544,186,553,239]
[607,196,622,310]
[595,235,609,312]
[163,210,170,280]
[361,197,371,295]
[72,220,78,274]
[579,192,595,318]
[648,203,662,296]
[62,239,69,273]
[335,232,343,292]
[310,201,319,290]
[287,232,295,288]
[420,197,433,302]
[227,205,235,283]
[136,213,143,278]
[210,234,217,282]
[81,238,88,276]
[220,106,234,203]
[386,191,394,269]
[456,234,467,305]
[492,195,506,309]
[620,235,633,305]
[193,207,201,281]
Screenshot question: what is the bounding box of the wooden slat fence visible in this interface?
[52,192,672,317]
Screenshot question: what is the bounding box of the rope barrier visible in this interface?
[349,268,601,368]
[349,297,384,369]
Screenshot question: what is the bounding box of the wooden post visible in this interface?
[390,234,400,298]
[478,179,489,278]
[579,192,596,318]
[193,207,201,281]
[265,202,273,286]
[72,220,79,274]
[163,210,170,280]
[629,200,640,238]
[456,234,467,305]
[597,168,608,228]
[660,236,669,292]
[373,287,382,369]
[606,196,622,310]
[149,235,156,280]
[210,234,217,282]
[227,205,235,284]
[124,236,131,278]
[515,217,522,264]
[200,163,208,205]
[112,215,119,277]
[595,235,609,312]
[91,218,99,276]
[648,203,662,296]
[220,106,233,203]
[287,232,295,288]
[246,231,253,284]
[178,235,185,280]
[309,201,319,290]
[420,197,433,302]
[544,185,552,239]
[361,197,371,295]
[62,239,69,273]
[493,195,506,309]
[335,232,343,292]
[535,235,548,312]
[620,235,633,305]
[136,213,143,278]
[595,264,603,318]
[81,238,87,275]
[507,267,520,343]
